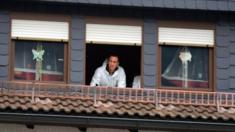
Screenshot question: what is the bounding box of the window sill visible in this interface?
[158,86,213,92]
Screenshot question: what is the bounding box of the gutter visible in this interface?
[0,112,234,131]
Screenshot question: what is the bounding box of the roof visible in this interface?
[1,81,235,125]
[1,94,235,122]
[35,0,235,12]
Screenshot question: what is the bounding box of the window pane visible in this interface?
[161,46,209,88]
[14,41,64,81]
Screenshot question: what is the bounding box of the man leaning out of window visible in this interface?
[90,54,126,88]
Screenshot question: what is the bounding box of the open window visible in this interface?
[158,22,215,90]
[85,22,142,88]
[11,19,69,82]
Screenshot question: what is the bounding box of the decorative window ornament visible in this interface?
[32,44,45,81]
[32,49,45,62]
[161,46,209,88]
[14,41,65,82]
[179,48,192,63]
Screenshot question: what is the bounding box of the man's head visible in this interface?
[107,54,119,73]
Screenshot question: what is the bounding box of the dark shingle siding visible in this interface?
[132,0,142,6]
[0,34,8,44]
[174,0,184,9]
[0,11,9,80]
[142,0,154,7]
[121,0,132,6]
[217,47,229,58]
[152,0,164,7]
[216,17,235,91]
[0,23,9,34]
[217,35,230,47]
[144,65,156,76]
[185,0,196,9]
[0,12,10,22]
[143,19,157,88]
[70,15,85,84]
[0,45,8,55]
[99,0,110,5]
[164,0,175,8]
[217,79,229,90]
[0,67,7,78]
[0,55,8,66]
[196,0,207,10]
[217,58,229,69]
[218,0,229,11]
[230,66,235,77]
[230,43,235,53]
[207,0,218,10]
[230,23,235,89]
[110,0,121,5]
[217,68,229,79]
[229,0,235,11]
[37,0,235,12]
[88,0,99,4]
[230,54,235,66]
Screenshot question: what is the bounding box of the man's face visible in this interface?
[108,56,119,73]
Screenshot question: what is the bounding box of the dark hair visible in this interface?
[108,54,119,61]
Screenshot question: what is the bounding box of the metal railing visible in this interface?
[0,81,235,108]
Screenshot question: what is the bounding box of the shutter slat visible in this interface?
[159,27,214,46]
[11,19,69,41]
[86,24,142,45]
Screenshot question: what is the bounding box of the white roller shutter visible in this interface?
[158,27,214,46]
[11,19,69,41]
[86,24,142,45]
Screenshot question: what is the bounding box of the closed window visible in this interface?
[14,41,66,82]
[158,23,214,90]
[161,46,210,88]
[11,18,69,82]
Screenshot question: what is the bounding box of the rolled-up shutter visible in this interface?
[86,24,142,45]
[11,19,69,41]
[158,27,214,47]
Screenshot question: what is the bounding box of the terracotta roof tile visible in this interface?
[0,93,235,123]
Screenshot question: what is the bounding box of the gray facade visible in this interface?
[38,0,235,12]
[0,1,235,91]
[216,16,235,91]
[143,19,157,88]
[0,11,9,80]
[70,15,86,84]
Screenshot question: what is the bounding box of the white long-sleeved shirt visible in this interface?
[90,65,126,88]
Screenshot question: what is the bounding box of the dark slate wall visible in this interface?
[36,0,235,12]
[216,16,235,91]
[70,15,85,84]
[1,2,235,92]
[0,11,9,80]
[143,19,157,88]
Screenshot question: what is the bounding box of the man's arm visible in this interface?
[90,68,101,86]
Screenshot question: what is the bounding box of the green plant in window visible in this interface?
[32,44,45,81]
